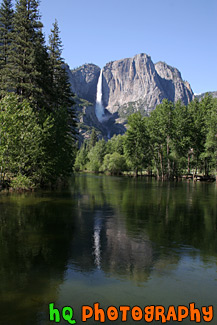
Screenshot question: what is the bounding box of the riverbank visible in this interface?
[76,170,216,182]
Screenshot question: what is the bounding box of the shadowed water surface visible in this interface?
[0,174,216,324]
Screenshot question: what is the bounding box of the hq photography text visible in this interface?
[49,302,214,323]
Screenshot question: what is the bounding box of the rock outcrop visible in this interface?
[68,64,100,103]
[101,54,193,115]
[66,53,194,141]
[154,61,193,104]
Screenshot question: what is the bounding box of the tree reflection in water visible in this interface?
[0,175,216,324]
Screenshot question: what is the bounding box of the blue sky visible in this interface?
[39,0,216,94]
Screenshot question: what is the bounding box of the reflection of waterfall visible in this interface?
[95,70,105,122]
[93,216,102,269]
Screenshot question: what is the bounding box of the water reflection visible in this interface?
[93,212,102,269]
[0,176,216,324]
[0,193,76,325]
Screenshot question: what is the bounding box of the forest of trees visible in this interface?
[75,96,217,180]
[0,0,77,189]
[0,0,216,189]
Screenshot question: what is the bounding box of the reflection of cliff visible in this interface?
[67,199,157,282]
[69,176,180,282]
[101,217,153,282]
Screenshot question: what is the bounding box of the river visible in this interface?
[0,174,216,324]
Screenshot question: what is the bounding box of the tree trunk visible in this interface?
[204,158,209,176]
[159,150,164,180]
[167,135,170,179]
[187,153,190,174]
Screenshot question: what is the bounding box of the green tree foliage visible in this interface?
[188,98,205,173]
[106,134,125,155]
[48,20,74,109]
[0,0,14,96]
[89,128,98,149]
[77,96,216,180]
[0,94,53,186]
[0,0,77,189]
[46,106,76,181]
[124,112,150,176]
[188,95,214,175]
[148,99,174,179]
[203,97,217,176]
[74,133,126,174]
[172,100,192,174]
[74,142,88,172]
[101,152,126,175]
[7,0,45,105]
[47,19,77,139]
[86,139,106,173]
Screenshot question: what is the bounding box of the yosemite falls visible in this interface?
[95,69,105,122]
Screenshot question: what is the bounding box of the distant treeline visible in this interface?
[75,96,217,180]
[0,0,77,189]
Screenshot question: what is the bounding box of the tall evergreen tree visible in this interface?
[0,1,77,187]
[48,19,76,134]
[47,20,77,177]
[0,0,14,96]
[8,0,46,106]
[48,19,74,109]
[89,128,98,148]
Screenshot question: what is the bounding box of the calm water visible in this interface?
[0,174,217,324]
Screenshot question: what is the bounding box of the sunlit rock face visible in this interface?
[65,54,194,139]
[102,53,193,114]
[67,53,193,115]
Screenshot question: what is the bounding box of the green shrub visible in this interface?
[11,173,35,190]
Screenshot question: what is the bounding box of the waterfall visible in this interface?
[95,69,105,121]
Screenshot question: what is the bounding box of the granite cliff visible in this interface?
[66,53,194,140]
[102,54,193,116]
[67,63,100,103]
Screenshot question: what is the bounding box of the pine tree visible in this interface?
[48,19,77,138]
[34,25,53,110]
[47,20,77,177]
[89,128,98,148]
[48,20,73,108]
[0,0,14,96]
[8,0,46,106]
[0,0,78,187]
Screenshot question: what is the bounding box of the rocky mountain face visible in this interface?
[67,64,100,103]
[66,53,194,140]
[154,61,193,104]
[102,54,193,115]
